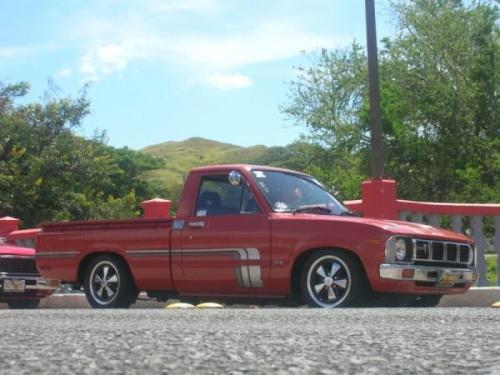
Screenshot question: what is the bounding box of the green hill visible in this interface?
[140,137,271,200]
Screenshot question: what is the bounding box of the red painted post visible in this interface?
[0,216,20,237]
[141,198,172,219]
[361,180,397,219]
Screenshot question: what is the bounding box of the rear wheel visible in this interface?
[7,299,40,309]
[300,250,368,308]
[84,255,137,308]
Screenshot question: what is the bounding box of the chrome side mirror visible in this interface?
[228,171,242,186]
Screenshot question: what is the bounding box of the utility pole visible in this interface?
[365,0,385,179]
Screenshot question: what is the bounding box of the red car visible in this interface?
[0,241,59,308]
[36,165,478,308]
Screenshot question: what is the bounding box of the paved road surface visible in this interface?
[0,308,499,374]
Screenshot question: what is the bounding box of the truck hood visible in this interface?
[280,213,472,243]
[0,244,35,256]
[358,217,472,242]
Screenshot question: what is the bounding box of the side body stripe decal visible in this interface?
[126,250,170,258]
[39,247,264,288]
[37,251,79,258]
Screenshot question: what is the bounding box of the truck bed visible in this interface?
[37,218,174,291]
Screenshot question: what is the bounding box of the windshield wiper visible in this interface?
[340,210,360,217]
[292,205,332,215]
[291,206,359,216]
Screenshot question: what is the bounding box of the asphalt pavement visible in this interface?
[0,308,499,374]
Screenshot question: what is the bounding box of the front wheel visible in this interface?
[300,250,368,308]
[84,255,137,308]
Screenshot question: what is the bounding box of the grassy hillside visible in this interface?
[140,137,270,202]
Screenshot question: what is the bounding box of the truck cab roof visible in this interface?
[190,164,309,176]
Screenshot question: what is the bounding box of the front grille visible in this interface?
[459,245,470,262]
[416,241,431,259]
[446,243,458,262]
[431,242,444,261]
[0,256,38,275]
[413,240,473,267]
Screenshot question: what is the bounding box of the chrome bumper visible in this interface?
[0,273,60,292]
[379,263,478,285]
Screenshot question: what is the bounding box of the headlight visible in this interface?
[385,236,413,263]
[395,239,408,261]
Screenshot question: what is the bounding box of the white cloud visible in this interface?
[0,46,29,59]
[78,38,157,81]
[202,73,253,90]
[54,67,73,79]
[67,2,349,88]
[0,44,55,59]
[175,23,344,70]
[76,23,344,83]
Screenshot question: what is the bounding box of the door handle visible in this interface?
[188,221,205,228]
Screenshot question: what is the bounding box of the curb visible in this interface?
[439,287,500,308]
[2,287,499,309]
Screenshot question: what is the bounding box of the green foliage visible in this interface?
[87,191,141,220]
[284,45,369,153]
[283,0,499,204]
[486,255,497,286]
[0,82,164,227]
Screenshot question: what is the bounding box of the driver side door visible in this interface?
[178,172,271,296]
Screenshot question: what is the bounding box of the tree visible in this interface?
[283,0,499,202]
[0,82,165,227]
[382,0,499,201]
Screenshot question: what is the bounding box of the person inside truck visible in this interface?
[197,191,222,215]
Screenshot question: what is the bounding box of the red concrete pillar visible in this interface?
[361,179,397,219]
[141,198,172,219]
[0,216,20,237]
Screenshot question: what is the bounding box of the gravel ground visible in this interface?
[0,308,499,374]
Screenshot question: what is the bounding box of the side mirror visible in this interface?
[228,171,242,186]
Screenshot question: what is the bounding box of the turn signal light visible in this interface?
[401,268,415,279]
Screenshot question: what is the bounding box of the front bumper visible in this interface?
[0,273,60,293]
[379,263,478,287]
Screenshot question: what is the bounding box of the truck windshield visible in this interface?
[251,170,349,215]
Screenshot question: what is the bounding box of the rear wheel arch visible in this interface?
[78,251,134,286]
[290,247,371,300]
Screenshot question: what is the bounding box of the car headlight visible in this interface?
[395,239,408,261]
[385,236,413,263]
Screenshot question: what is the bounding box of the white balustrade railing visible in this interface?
[398,210,500,287]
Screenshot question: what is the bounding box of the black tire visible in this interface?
[7,299,40,309]
[300,249,369,308]
[83,255,137,308]
[408,294,443,307]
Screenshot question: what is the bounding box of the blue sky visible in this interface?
[0,0,395,150]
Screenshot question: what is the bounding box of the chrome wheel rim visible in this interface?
[89,261,120,305]
[306,255,351,308]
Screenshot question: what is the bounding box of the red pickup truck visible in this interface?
[36,165,478,308]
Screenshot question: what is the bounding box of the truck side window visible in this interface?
[240,184,260,214]
[196,175,260,216]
